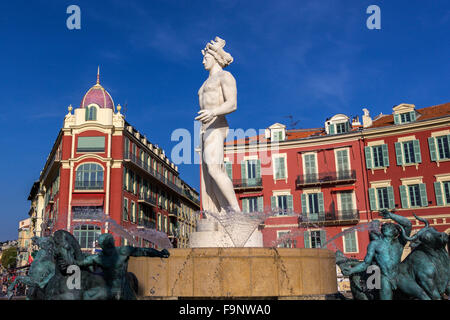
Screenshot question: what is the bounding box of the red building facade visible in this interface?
[34,74,199,251]
[224,116,371,260]
[224,102,450,260]
[362,102,450,257]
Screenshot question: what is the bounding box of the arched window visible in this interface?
[73,225,101,249]
[75,163,104,190]
[85,105,97,121]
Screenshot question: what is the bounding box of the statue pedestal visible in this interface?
[189,218,263,248]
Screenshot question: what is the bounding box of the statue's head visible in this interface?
[381,223,400,239]
[98,233,115,250]
[202,36,233,70]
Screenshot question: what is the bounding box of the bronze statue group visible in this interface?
[6,209,449,300]
[336,209,450,300]
[6,231,169,300]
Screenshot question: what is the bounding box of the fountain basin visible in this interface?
[128,247,338,299]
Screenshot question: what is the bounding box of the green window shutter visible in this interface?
[257,196,264,212]
[287,195,293,211]
[319,230,327,249]
[225,162,233,180]
[271,196,277,211]
[394,114,400,124]
[410,111,416,122]
[256,159,261,178]
[364,146,373,169]
[241,160,247,180]
[368,188,377,210]
[279,158,286,178]
[301,194,307,214]
[428,137,437,161]
[382,144,389,167]
[434,182,444,206]
[318,192,325,213]
[387,186,395,209]
[399,185,408,208]
[329,124,335,134]
[419,183,428,207]
[85,108,89,121]
[394,142,403,165]
[304,231,311,248]
[242,198,249,213]
[413,140,422,163]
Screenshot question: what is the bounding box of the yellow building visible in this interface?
[17,218,32,267]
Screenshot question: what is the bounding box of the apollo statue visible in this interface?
[195,36,241,214]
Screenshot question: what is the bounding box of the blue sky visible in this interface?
[0,0,448,241]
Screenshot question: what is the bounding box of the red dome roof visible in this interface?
[80,72,115,110]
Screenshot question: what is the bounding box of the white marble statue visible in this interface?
[195,36,241,214]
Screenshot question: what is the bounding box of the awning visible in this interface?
[71,197,104,207]
[239,193,264,199]
[331,186,355,192]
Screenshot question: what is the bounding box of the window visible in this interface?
[85,106,97,121]
[365,144,389,169]
[408,184,421,207]
[304,230,326,248]
[336,122,349,134]
[77,136,105,153]
[444,182,450,204]
[303,154,317,183]
[394,111,416,124]
[368,186,395,211]
[75,163,104,190]
[242,196,263,213]
[225,161,233,180]
[343,230,358,253]
[403,141,416,164]
[400,112,411,123]
[123,198,129,221]
[272,130,284,142]
[399,183,428,208]
[436,136,450,159]
[241,159,261,183]
[395,140,421,165]
[377,188,389,209]
[274,156,286,179]
[277,231,296,248]
[336,149,350,178]
[73,225,101,249]
[271,194,293,214]
[340,192,354,213]
[130,201,136,223]
[429,135,450,161]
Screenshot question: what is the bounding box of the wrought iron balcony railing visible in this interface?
[124,152,200,205]
[138,192,158,207]
[74,181,104,190]
[233,178,263,189]
[296,170,356,187]
[298,209,359,225]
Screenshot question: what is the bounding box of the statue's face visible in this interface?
[202,53,215,70]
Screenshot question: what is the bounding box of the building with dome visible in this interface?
[27,70,199,251]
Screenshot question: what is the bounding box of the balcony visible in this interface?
[74,180,104,190]
[296,170,356,188]
[168,208,178,218]
[233,178,263,191]
[124,152,199,205]
[298,210,359,226]
[138,193,157,207]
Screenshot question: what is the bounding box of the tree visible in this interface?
[1,247,18,269]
